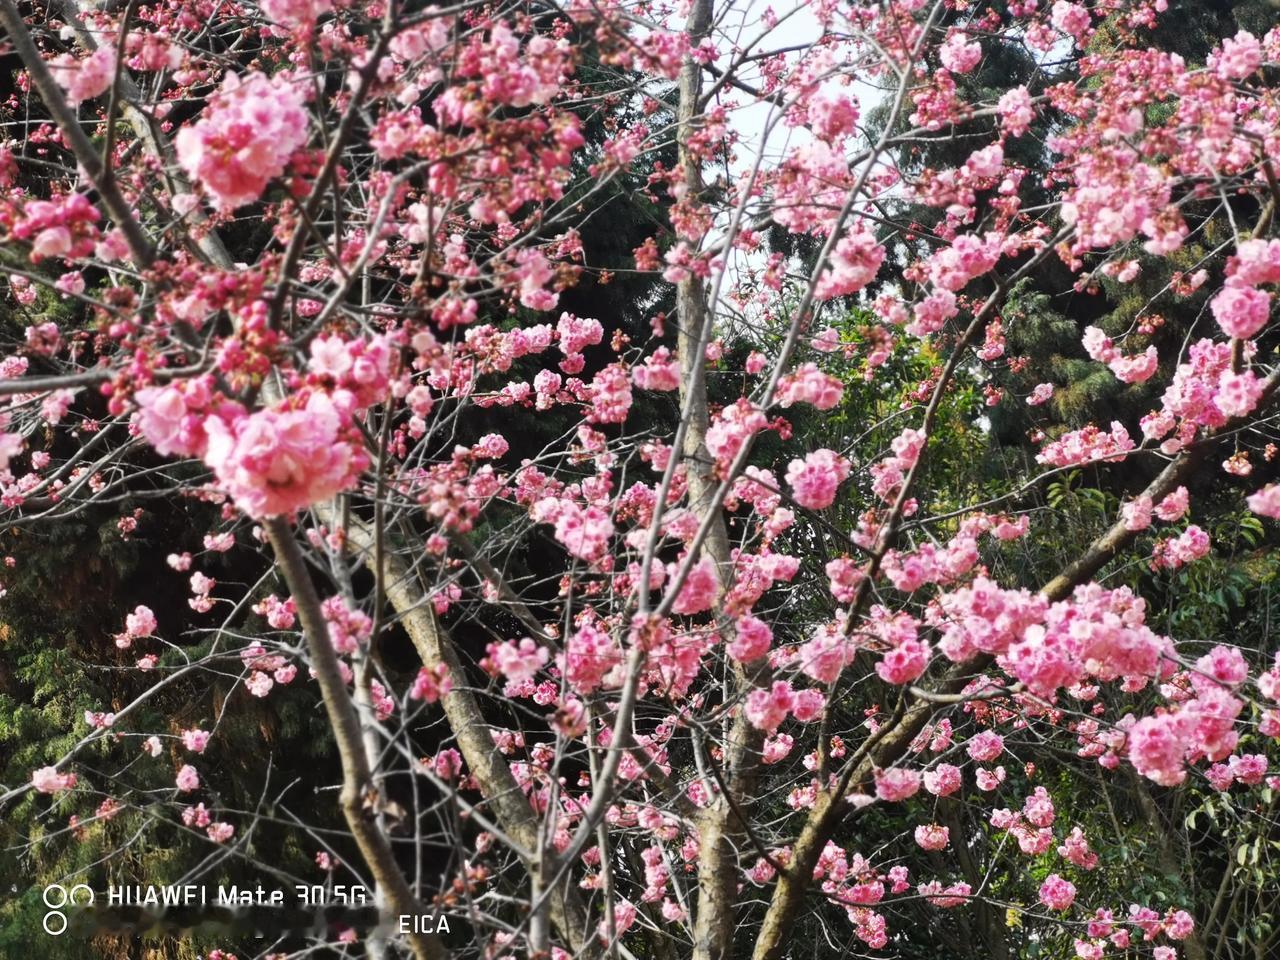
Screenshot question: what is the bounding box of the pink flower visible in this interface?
[798,622,853,684]
[1151,525,1211,571]
[260,0,333,29]
[875,638,930,685]
[247,670,275,696]
[914,824,949,850]
[307,333,395,409]
[125,605,157,637]
[1154,487,1189,522]
[728,615,773,663]
[1022,786,1056,827]
[1215,370,1263,419]
[32,766,77,794]
[939,32,981,73]
[1039,873,1077,911]
[1210,285,1271,340]
[790,688,826,722]
[1122,496,1153,532]
[1108,346,1159,384]
[486,638,549,683]
[535,498,614,562]
[907,288,959,337]
[203,392,366,518]
[762,733,794,764]
[632,347,680,391]
[598,899,637,941]
[777,364,844,410]
[410,665,452,702]
[254,594,297,629]
[923,763,962,796]
[813,226,884,300]
[1036,422,1134,468]
[175,71,309,210]
[1194,645,1248,690]
[966,731,1005,763]
[874,767,921,802]
[745,681,794,733]
[428,749,463,780]
[561,622,622,693]
[706,399,769,468]
[999,86,1034,137]
[1051,1,1091,40]
[671,558,719,615]
[557,313,604,355]
[1248,484,1280,518]
[587,364,633,424]
[1165,909,1195,940]
[176,764,201,792]
[48,47,117,106]
[1058,827,1099,870]
[975,766,1006,791]
[133,381,220,458]
[1230,753,1268,785]
[1128,712,1191,785]
[920,880,971,907]
[1214,30,1262,80]
[181,729,211,753]
[1027,383,1054,406]
[785,449,851,510]
[322,596,372,654]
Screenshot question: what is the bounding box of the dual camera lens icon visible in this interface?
[42,884,93,936]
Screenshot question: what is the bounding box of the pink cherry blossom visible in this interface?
[260,0,333,30]
[728,615,773,663]
[203,391,366,518]
[874,767,921,802]
[409,665,452,703]
[777,364,844,410]
[967,731,1005,763]
[1059,827,1099,870]
[939,32,981,73]
[1039,873,1077,911]
[1051,2,1091,41]
[999,86,1034,137]
[48,47,117,106]
[1247,484,1280,518]
[923,763,962,797]
[32,766,77,794]
[487,638,550,683]
[175,71,309,210]
[181,729,211,753]
[1027,383,1054,406]
[813,227,884,300]
[126,605,158,637]
[1210,285,1271,340]
[785,449,851,510]
[176,764,201,792]
[1154,487,1189,522]
[745,681,794,733]
[1213,30,1263,80]
[914,824,950,850]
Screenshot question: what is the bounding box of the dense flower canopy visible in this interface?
[1,1,1280,959]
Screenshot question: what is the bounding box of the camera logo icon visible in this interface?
[42,883,93,936]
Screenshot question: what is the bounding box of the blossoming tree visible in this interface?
[2,0,1280,958]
